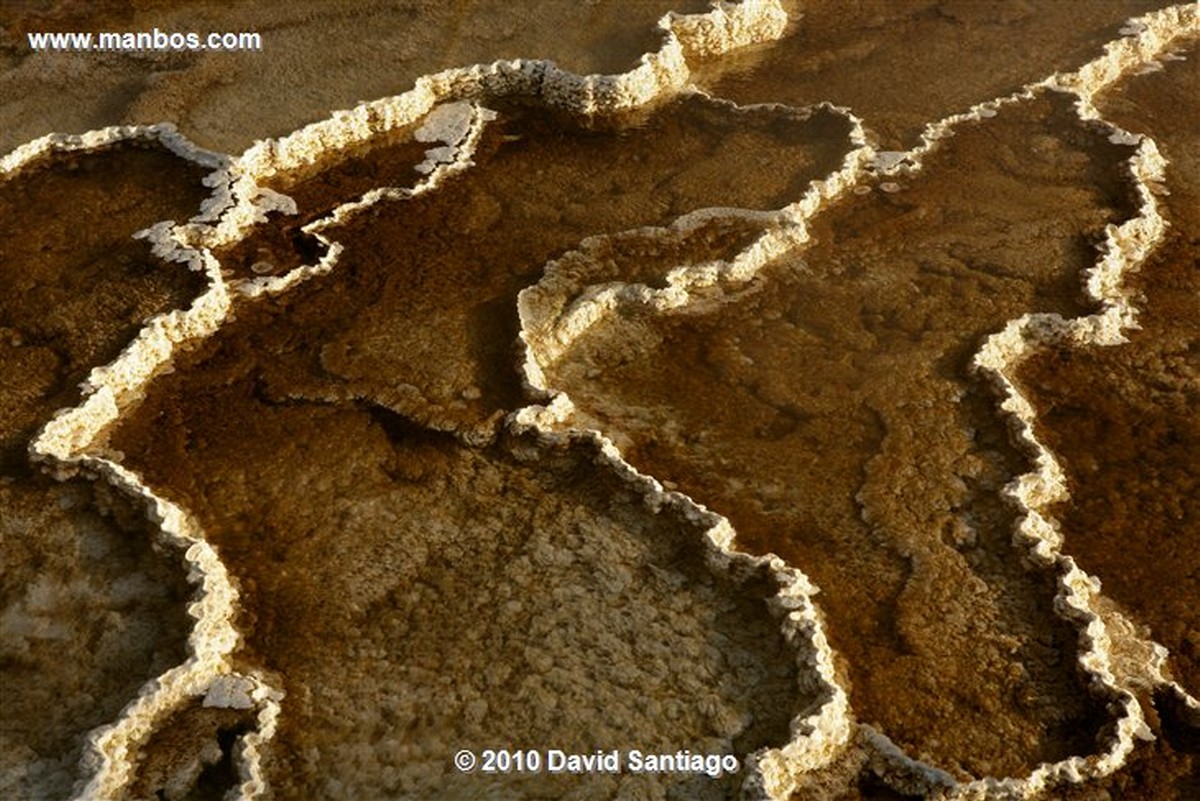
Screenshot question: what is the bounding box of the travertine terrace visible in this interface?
[1,2,1197,799]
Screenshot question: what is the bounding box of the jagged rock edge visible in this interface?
[14,2,1194,797]
[0,125,275,801]
[511,99,872,800]
[960,7,1200,800]
[513,3,1200,798]
[3,2,797,799]
[198,0,787,255]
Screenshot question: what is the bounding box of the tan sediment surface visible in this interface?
[125,699,255,801]
[104,93,849,799]
[0,478,193,801]
[692,0,1168,150]
[0,0,711,155]
[1016,40,1200,797]
[115,399,804,798]
[0,138,215,801]
[541,90,1133,781]
[0,142,212,467]
[2,1,1199,799]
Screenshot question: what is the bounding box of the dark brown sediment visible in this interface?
[103,95,858,798]
[109,368,804,798]
[211,213,330,281]
[545,91,1140,779]
[0,142,210,469]
[1017,40,1199,713]
[259,131,433,220]
[216,121,452,282]
[1059,692,1199,800]
[4,2,1198,798]
[125,701,256,801]
[1020,233,1199,698]
[0,141,213,798]
[205,96,852,440]
[692,0,1168,150]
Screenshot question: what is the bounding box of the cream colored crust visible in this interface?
[5,1,1197,799]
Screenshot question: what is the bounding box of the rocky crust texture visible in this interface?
[1,1,1197,799]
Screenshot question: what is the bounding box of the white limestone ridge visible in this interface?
[4,0,1196,798]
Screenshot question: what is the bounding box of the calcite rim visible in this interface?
[4,1,1198,798]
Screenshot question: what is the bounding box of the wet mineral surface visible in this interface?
[1,2,1197,800]
[544,90,1132,780]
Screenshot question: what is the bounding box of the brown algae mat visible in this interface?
[0,140,213,799]
[543,91,1136,780]
[2,1,1198,799]
[0,142,211,468]
[691,0,1168,150]
[103,94,852,798]
[1016,40,1200,796]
